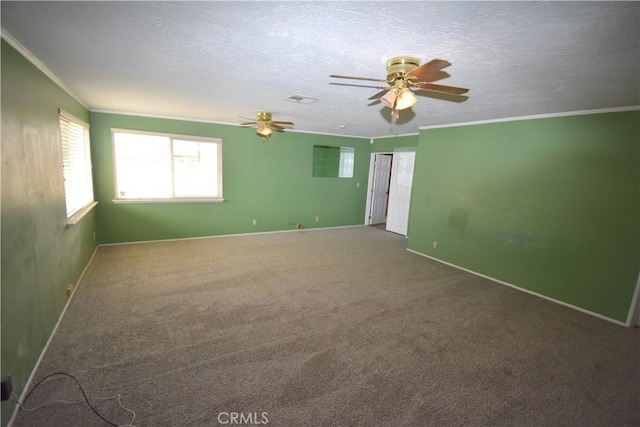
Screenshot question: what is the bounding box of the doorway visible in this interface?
[365,151,416,236]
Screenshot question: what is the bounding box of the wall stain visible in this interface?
[491,230,540,250]
[448,207,470,232]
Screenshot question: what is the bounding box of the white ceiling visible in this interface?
[2,1,639,138]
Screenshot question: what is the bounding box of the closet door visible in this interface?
[386,151,415,236]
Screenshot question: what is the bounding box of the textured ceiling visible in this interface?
[2,1,639,138]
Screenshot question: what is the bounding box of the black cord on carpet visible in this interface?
[14,372,135,426]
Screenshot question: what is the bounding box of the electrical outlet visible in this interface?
[315,216,319,222]
[66,284,74,296]
[252,219,257,226]
[1,374,12,401]
[433,241,438,249]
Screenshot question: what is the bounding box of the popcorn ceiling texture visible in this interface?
[2,1,638,137]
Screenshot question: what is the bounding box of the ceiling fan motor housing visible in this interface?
[386,56,420,81]
[256,111,272,121]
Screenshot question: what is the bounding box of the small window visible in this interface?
[112,130,223,201]
[312,145,354,178]
[59,110,95,220]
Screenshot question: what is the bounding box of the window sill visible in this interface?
[67,201,98,226]
[112,198,224,204]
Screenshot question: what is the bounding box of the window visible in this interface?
[338,147,355,178]
[312,145,354,178]
[112,130,223,201]
[59,110,95,222]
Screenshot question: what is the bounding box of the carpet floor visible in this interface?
[12,226,640,426]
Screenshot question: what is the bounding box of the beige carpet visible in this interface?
[12,226,640,426]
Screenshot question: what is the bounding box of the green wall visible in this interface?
[372,134,418,152]
[408,111,640,322]
[91,113,370,243]
[1,40,97,425]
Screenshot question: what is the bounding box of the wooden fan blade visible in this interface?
[413,90,469,103]
[406,59,451,82]
[412,82,469,95]
[330,74,387,83]
[271,121,294,125]
[407,58,450,75]
[330,82,389,90]
[407,70,450,83]
[368,88,390,100]
[270,123,285,131]
[239,116,257,121]
[240,122,257,126]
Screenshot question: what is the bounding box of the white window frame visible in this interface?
[59,109,97,224]
[111,128,223,203]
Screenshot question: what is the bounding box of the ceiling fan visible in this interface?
[239,111,294,140]
[330,56,469,118]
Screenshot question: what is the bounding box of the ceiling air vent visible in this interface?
[285,94,320,104]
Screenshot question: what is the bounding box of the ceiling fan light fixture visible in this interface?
[329,54,468,118]
[395,88,417,110]
[240,111,294,140]
[380,90,397,108]
[256,123,272,138]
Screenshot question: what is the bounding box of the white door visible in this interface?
[386,151,415,236]
[369,154,392,225]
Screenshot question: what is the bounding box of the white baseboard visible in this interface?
[99,224,367,246]
[7,245,100,427]
[406,248,629,328]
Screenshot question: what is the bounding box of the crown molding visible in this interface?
[419,106,640,131]
[1,28,89,109]
[373,132,419,140]
[90,109,370,140]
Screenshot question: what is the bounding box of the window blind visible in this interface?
[59,110,94,217]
